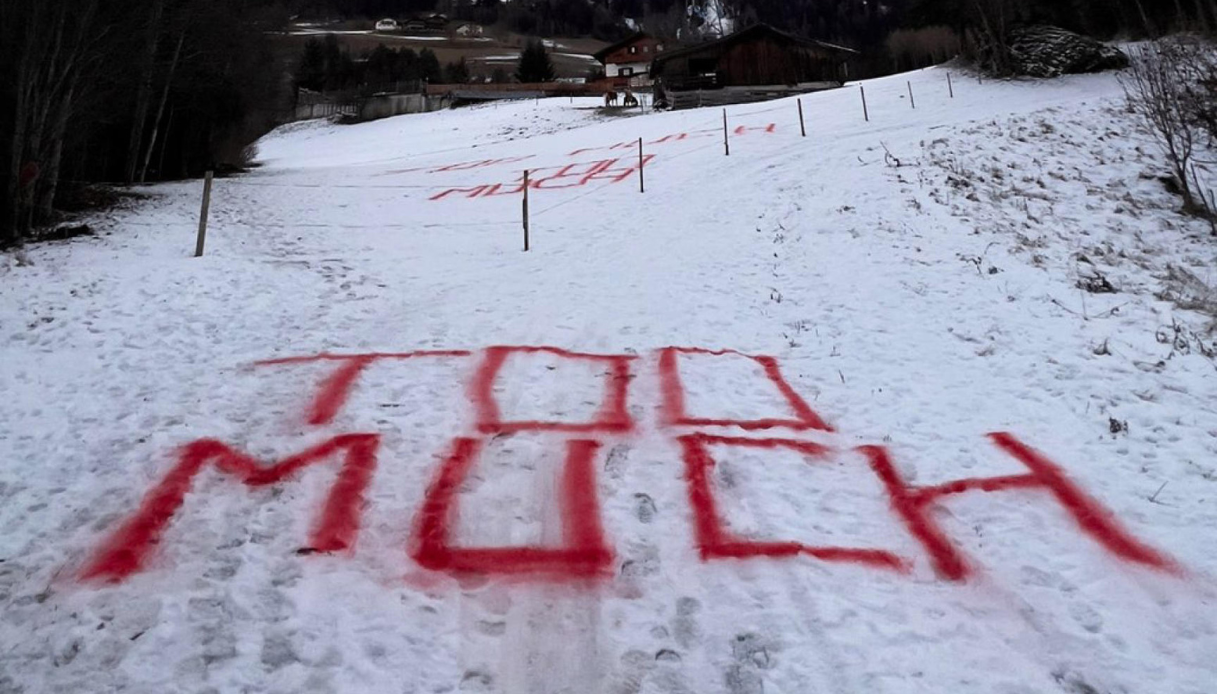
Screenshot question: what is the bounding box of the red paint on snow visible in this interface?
[305,355,378,425]
[658,347,832,431]
[733,124,777,135]
[384,156,535,176]
[80,434,381,583]
[409,437,613,578]
[255,350,472,426]
[677,434,909,573]
[858,433,1180,581]
[429,184,496,200]
[469,346,635,434]
[429,157,654,201]
[569,125,776,156]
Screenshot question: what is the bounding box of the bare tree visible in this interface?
[125,0,165,185]
[138,29,186,184]
[685,0,733,40]
[2,0,289,246]
[2,0,105,243]
[1123,41,1204,212]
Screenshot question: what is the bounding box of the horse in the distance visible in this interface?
[622,91,639,108]
[604,91,619,107]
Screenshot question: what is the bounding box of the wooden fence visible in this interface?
[662,82,842,111]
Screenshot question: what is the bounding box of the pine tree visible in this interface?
[418,48,442,83]
[297,39,327,91]
[515,39,555,83]
[444,57,470,84]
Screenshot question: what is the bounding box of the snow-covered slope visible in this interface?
[2,68,1216,694]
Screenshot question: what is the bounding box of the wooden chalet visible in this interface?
[593,32,667,88]
[650,24,856,92]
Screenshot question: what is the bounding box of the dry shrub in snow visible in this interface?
[1122,39,1217,217]
[1159,264,1217,320]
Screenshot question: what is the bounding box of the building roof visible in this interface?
[651,23,857,66]
[593,32,655,63]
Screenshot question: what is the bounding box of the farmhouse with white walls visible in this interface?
[594,31,665,85]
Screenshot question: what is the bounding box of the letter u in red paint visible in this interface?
[859,433,1180,581]
[410,437,613,578]
[81,434,380,583]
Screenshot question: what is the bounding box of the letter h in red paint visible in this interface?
[859,433,1179,580]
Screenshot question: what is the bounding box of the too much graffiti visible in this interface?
[414,125,777,201]
[80,346,1180,585]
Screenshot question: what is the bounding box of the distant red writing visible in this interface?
[568,124,777,156]
[383,155,535,176]
[429,156,655,201]
[424,125,778,201]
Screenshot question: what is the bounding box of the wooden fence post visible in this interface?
[860,86,869,122]
[798,98,806,137]
[907,81,915,109]
[194,170,213,257]
[947,71,954,99]
[722,109,730,156]
[639,138,645,193]
[522,170,530,252]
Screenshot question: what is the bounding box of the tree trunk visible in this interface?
[15,0,98,233]
[5,4,46,243]
[36,80,77,225]
[125,0,165,185]
[1191,0,1212,32]
[156,106,175,181]
[139,31,185,184]
[1128,0,1157,36]
[1175,0,1191,29]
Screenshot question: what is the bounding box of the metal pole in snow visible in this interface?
[798,98,806,137]
[907,81,915,109]
[947,71,954,99]
[723,109,730,156]
[522,170,530,252]
[860,86,869,122]
[639,138,645,193]
[194,170,213,257]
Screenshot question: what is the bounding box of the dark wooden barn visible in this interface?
[650,24,856,92]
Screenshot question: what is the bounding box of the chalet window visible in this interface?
[619,67,634,76]
[629,46,637,54]
[657,44,664,52]
[643,46,649,53]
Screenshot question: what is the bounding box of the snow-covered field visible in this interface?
[2,67,1217,694]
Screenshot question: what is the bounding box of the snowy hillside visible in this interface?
[2,67,1216,694]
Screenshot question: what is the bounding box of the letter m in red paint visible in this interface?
[81,434,380,583]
